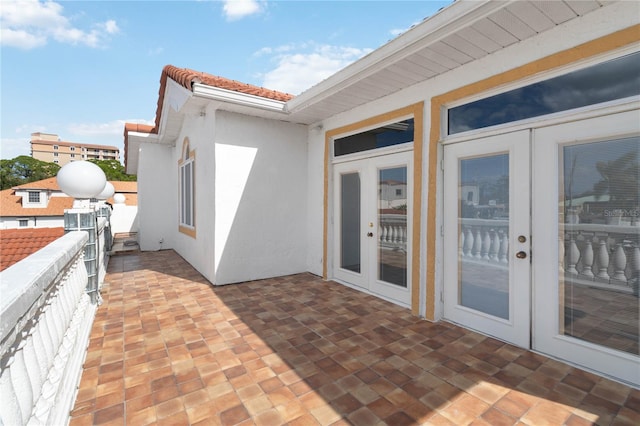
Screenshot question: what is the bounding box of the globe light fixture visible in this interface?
[96,182,115,200]
[113,193,126,204]
[57,161,107,200]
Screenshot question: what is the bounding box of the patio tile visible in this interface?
[70,250,638,425]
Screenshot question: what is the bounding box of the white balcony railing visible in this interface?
[379,214,407,251]
[459,219,639,293]
[0,218,110,425]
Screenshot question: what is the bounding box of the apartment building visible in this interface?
[30,132,120,166]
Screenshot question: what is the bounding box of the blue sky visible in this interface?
[1,0,451,162]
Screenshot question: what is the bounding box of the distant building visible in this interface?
[30,132,120,166]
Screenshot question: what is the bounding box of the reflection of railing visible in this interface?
[459,219,509,264]
[459,219,639,293]
[379,214,407,251]
[561,223,639,294]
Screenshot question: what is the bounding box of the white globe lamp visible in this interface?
[113,193,126,204]
[57,161,107,200]
[96,182,115,200]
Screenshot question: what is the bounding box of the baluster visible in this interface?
[473,229,482,258]
[631,244,640,292]
[463,228,473,257]
[499,231,509,263]
[22,328,43,410]
[481,230,491,261]
[11,339,34,424]
[459,229,465,256]
[596,238,610,280]
[581,239,594,278]
[489,230,500,261]
[612,243,628,282]
[566,236,580,275]
[558,235,565,273]
[0,364,23,425]
[31,325,50,397]
[380,225,386,243]
[401,224,406,245]
[391,225,398,244]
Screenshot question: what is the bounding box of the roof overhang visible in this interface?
[124,131,159,175]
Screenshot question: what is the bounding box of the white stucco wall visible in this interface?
[110,204,138,234]
[0,217,64,229]
[214,110,308,284]
[137,143,176,251]
[171,107,217,283]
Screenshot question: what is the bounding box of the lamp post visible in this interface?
[57,161,107,304]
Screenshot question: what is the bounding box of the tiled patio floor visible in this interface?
[70,250,639,425]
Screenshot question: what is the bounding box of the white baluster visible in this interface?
[0,363,23,425]
[581,239,594,278]
[596,238,610,280]
[490,231,500,262]
[499,231,509,263]
[11,340,34,424]
[631,244,640,292]
[464,228,473,257]
[481,230,491,260]
[459,229,465,256]
[612,243,628,282]
[566,236,580,275]
[473,229,482,258]
[23,330,43,409]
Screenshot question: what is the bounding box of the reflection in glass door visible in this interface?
[377,166,408,288]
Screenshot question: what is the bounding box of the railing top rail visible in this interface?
[0,231,88,347]
[562,223,640,234]
[459,218,509,227]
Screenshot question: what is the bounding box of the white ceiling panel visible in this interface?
[531,0,579,24]
[456,26,502,53]
[565,0,601,16]
[430,41,474,65]
[487,8,537,40]
[506,1,556,33]
[441,33,489,60]
[472,17,520,47]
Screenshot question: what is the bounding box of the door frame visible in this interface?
[332,149,413,308]
[443,130,531,348]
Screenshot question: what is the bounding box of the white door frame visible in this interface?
[332,150,413,308]
[443,130,531,348]
[532,109,640,387]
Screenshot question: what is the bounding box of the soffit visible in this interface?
[286,0,616,125]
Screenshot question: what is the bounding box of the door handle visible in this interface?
[367,232,374,237]
[516,251,527,259]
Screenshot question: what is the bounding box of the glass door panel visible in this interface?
[341,173,361,273]
[459,154,509,319]
[377,166,408,288]
[560,137,639,356]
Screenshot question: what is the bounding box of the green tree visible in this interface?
[0,156,61,190]
[88,159,137,181]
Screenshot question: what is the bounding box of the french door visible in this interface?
[333,151,412,307]
[533,110,639,387]
[443,130,531,348]
[444,110,639,387]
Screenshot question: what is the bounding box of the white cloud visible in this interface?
[148,46,164,56]
[222,0,263,21]
[0,0,120,49]
[259,43,373,95]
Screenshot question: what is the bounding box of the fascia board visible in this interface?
[192,83,287,113]
[286,0,500,112]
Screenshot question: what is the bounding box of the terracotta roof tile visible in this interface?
[125,65,295,169]
[0,189,74,217]
[0,227,65,271]
[13,177,60,190]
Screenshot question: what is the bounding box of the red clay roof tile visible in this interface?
[124,65,295,169]
[0,227,65,271]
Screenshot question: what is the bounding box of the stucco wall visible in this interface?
[0,217,63,229]
[171,107,217,283]
[214,110,308,284]
[137,143,175,251]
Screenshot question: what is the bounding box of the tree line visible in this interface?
[0,156,136,191]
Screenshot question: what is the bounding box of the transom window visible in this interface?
[334,119,414,157]
[448,52,640,135]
